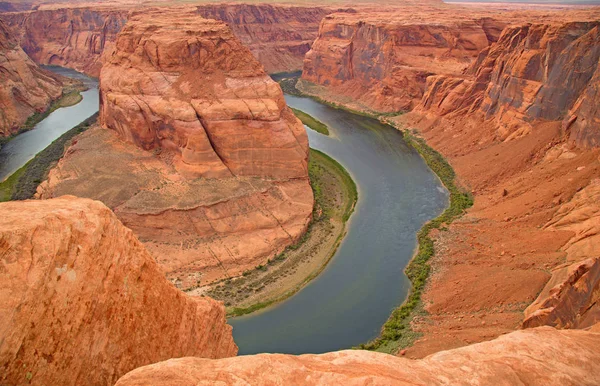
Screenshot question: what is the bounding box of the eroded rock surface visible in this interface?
[0,196,236,386]
[39,10,313,289]
[116,326,600,386]
[100,9,309,179]
[0,19,62,137]
[1,4,329,75]
[390,16,600,357]
[301,11,500,112]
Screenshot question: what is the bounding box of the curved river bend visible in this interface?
[230,94,449,355]
[0,67,448,355]
[0,67,98,181]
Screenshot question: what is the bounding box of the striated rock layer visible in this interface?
[389,17,600,356]
[299,5,600,114]
[100,8,309,179]
[38,10,313,289]
[0,4,329,75]
[301,10,502,112]
[0,196,236,386]
[0,7,128,76]
[116,325,600,386]
[0,19,62,137]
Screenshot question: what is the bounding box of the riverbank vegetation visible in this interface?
[359,126,473,353]
[202,149,357,317]
[0,113,98,202]
[0,81,86,149]
[291,107,329,136]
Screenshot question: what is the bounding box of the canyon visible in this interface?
[0,18,62,137]
[1,0,600,384]
[36,8,314,289]
[0,3,330,77]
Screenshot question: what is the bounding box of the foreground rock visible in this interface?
[0,19,62,137]
[0,197,236,386]
[38,10,313,289]
[116,325,600,385]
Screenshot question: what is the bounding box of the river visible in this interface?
[0,66,99,181]
[229,94,449,355]
[1,67,448,355]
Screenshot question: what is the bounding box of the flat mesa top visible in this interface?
[124,8,231,36]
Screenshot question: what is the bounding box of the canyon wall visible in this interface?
[116,325,600,386]
[0,4,329,76]
[390,18,600,356]
[0,7,128,76]
[0,196,236,386]
[299,10,505,113]
[38,9,313,289]
[0,18,62,137]
[194,4,330,74]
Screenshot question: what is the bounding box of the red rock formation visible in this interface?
[38,10,313,289]
[0,8,128,76]
[0,18,62,137]
[100,8,308,179]
[0,196,236,386]
[194,4,330,74]
[1,4,329,75]
[300,10,504,113]
[388,16,600,356]
[116,326,600,385]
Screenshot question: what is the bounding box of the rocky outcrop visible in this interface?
[0,19,62,137]
[38,10,313,289]
[300,10,503,113]
[116,325,600,385]
[1,4,329,75]
[194,4,330,74]
[0,8,128,76]
[0,196,236,386]
[100,9,308,179]
[414,21,600,143]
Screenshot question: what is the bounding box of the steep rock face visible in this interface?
[100,9,308,179]
[0,196,236,386]
[116,326,600,386]
[391,16,600,356]
[415,21,600,142]
[1,4,329,75]
[194,4,330,74]
[300,11,502,112]
[0,19,62,137]
[38,10,313,288]
[0,8,128,76]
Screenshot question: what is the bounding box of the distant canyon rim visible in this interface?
[1,0,600,385]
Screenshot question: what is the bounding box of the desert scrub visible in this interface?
[291,107,330,136]
[0,113,98,202]
[224,148,357,317]
[359,129,473,353]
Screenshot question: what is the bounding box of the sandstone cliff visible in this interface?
[0,8,128,76]
[38,10,313,289]
[116,325,600,385]
[390,17,600,357]
[0,196,236,386]
[0,19,62,137]
[300,10,504,113]
[0,4,329,75]
[194,4,330,74]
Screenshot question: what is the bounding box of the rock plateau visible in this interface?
[37,9,314,289]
